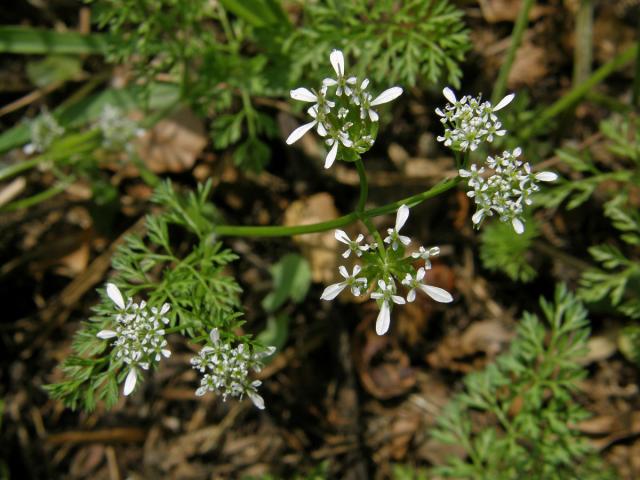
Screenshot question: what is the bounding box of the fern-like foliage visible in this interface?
[45,181,247,410]
[430,285,613,479]
[479,218,539,282]
[283,0,470,88]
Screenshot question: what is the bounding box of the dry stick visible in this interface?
[573,0,594,87]
[491,0,536,105]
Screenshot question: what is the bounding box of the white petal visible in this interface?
[353,264,362,276]
[160,303,170,315]
[324,141,339,169]
[370,86,403,106]
[494,93,515,111]
[286,120,316,145]
[320,282,347,301]
[399,235,411,246]
[419,284,453,303]
[512,218,525,234]
[375,301,391,335]
[535,171,558,182]
[330,49,344,76]
[248,391,265,410]
[443,87,457,104]
[106,283,125,310]
[395,204,410,231]
[23,143,36,155]
[392,295,406,305]
[335,229,351,244]
[97,330,117,339]
[338,265,349,278]
[210,328,220,344]
[123,369,137,396]
[162,349,171,358]
[407,289,416,303]
[368,109,379,122]
[317,122,327,137]
[361,78,370,89]
[416,268,426,281]
[290,88,317,102]
[472,210,485,225]
[322,78,338,87]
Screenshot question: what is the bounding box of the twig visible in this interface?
[573,0,594,87]
[491,0,536,105]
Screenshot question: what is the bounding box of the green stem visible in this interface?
[521,43,638,139]
[165,322,201,334]
[491,0,536,105]
[0,178,75,212]
[215,177,461,237]
[572,0,593,87]
[354,158,385,255]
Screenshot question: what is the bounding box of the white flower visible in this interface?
[359,86,404,122]
[370,279,406,335]
[286,105,328,145]
[98,105,141,150]
[461,148,558,234]
[96,283,172,396]
[384,204,411,250]
[334,229,370,258]
[23,110,65,155]
[402,268,453,303]
[323,49,357,96]
[436,87,513,152]
[320,265,368,300]
[191,330,272,409]
[324,129,352,168]
[411,246,440,269]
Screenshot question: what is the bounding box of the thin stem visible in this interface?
[491,0,536,105]
[572,0,593,87]
[521,43,638,139]
[165,322,201,334]
[0,178,75,212]
[215,177,461,237]
[354,158,368,213]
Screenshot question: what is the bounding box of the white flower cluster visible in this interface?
[286,49,403,168]
[190,329,275,410]
[98,105,144,150]
[322,205,453,336]
[460,148,558,234]
[436,87,513,152]
[97,283,171,396]
[23,110,65,155]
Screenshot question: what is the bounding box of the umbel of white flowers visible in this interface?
[98,104,144,150]
[96,284,171,396]
[436,87,514,152]
[322,205,453,335]
[23,109,65,155]
[190,329,276,410]
[459,148,558,234]
[286,49,403,168]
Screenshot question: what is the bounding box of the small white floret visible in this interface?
[123,369,137,396]
[106,283,125,310]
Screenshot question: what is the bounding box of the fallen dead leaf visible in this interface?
[507,41,548,89]
[136,107,207,173]
[283,192,341,284]
[427,319,514,372]
[478,0,549,23]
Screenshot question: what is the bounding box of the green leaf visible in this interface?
[26,55,83,87]
[261,253,311,313]
[0,26,108,55]
[256,312,290,354]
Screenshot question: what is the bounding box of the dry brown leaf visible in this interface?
[283,192,340,284]
[136,107,207,173]
[479,0,548,23]
[507,41,548,89]
[427,319,514,372]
